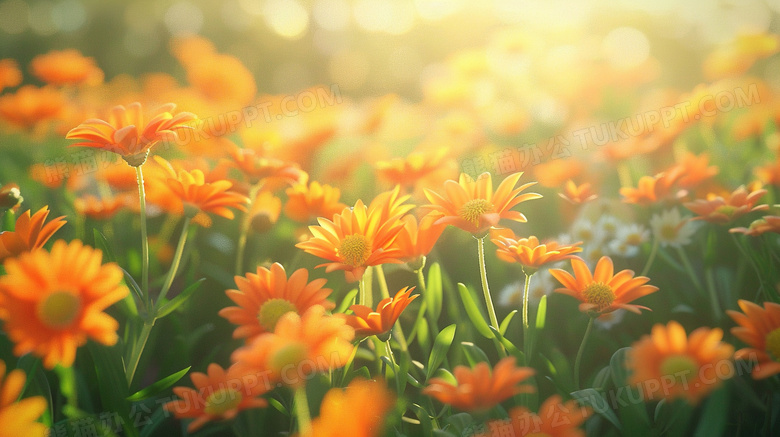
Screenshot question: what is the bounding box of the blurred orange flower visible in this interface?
[729,215,780,236]
[231,305,354,387]
[492,234,582,273]
[628,321,734,404]
[306,378,395,437]
[559,180,598,204]
[346,287,418,339]
[0,59,22,92]
[375,147,457,193]
[423,357,534,413]
[475,395,590,437]
[66,102,197,166]
[30,49,103,86]
[549,256,658,316]
[219,263,335,343]
[685,184,768,224]
[0,206,66,261]
[163,168,249,221]
[296,198,406,282]
[0,240,128,368]
[0,85,65,130]
[672,153,719,190]
[284,181,346,223]
[0,360,48,437]
[422,172,541,237]
[249,191,281,233]
[727,300,780,379]
[620,170,684,206]
[229,147,305,187]
[74,195,126,220]
[164,363,268,433]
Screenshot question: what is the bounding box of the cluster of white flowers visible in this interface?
[563,214,650,269]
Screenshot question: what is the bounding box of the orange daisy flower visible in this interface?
[0,59,22,92]
[684,184,768,224]
[672,152,719,190]
[219,263,335,343]
[0,360,48,437]
[0,240,128,368]
[0,85,65,130]
[66,102,197,166]
[394,214,447,268]
[229,147,304,186]
[375,147,457,193]
[729,216,780,236]
[30,49,103,86]
[422,357,535,413]
[549,256,658,316]
[306,378,395,437]
[559,180,598,204]
[475,395,590,437]
[163,168,249,222]
[284,181,346,223]
[164,363,268,433]
[295,198,406,283]
[346,287,418,340]
[727,300,780,379]
[627,321,734,404]
[74,195,126,220]
[0,206,66,261]
[492,234,583,273]
[619,170,684,206]
[422,172,542,237]
[231,305,354,387]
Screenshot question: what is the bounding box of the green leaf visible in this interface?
[16,355,53,426]
[489,326,524,360]
[456,283,493,339]
[410,403,434,436]
[460,342,490,367]
[336,288,359,313]
[592,366,612,391]
[121,267,146,312]
[139,406,167,437]
[571,388,621,430]
[535,295,547,331]
[417,318,431,354]
[693,388,728,437]
[127,366,191,401]
[499,310,517,336]
[93,228,116,263]
[425,263,443,321]
[87,341,137,437]
[610,347,631,386]
[268,397,290,417]
[155,278,205,319]
[426,324,456,380]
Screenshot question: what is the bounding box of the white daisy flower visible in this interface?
[650,208,700,248]
[615,223,650,246]
[594,309,627,329]
[596,215,621,239]
[571,219,606,247]
[606,239,640,258]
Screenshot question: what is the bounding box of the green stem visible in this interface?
[294,385,312,436]
[476,237,500,330]
[522,272,534,328]
[731,233,768,300]
[134,165,150,308]
[156,218,191,306]
[617,162,632,188]
[705,268,722,322]
[574,317,595,390]
[359,274,367,307]
[235,183,262,276]
[126,320,155,385]
[375,265,391,300]
[675,246,703,291]
[641,238,659,277]
[363,266,374,309]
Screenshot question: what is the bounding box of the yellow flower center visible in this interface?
[204,388,243,416]
[37,291,82,329]
[338,234,371,267]
[659,354,699,383]
[458,199,493,226]
[715,205,737,217]
[660,224,678,240]
[257,299,297,332]
[269,342,308,375]
[582,282,615,313]
[626,233,643,245]
[765,327,780,361]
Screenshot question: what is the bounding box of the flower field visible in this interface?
[1,1,780,436]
